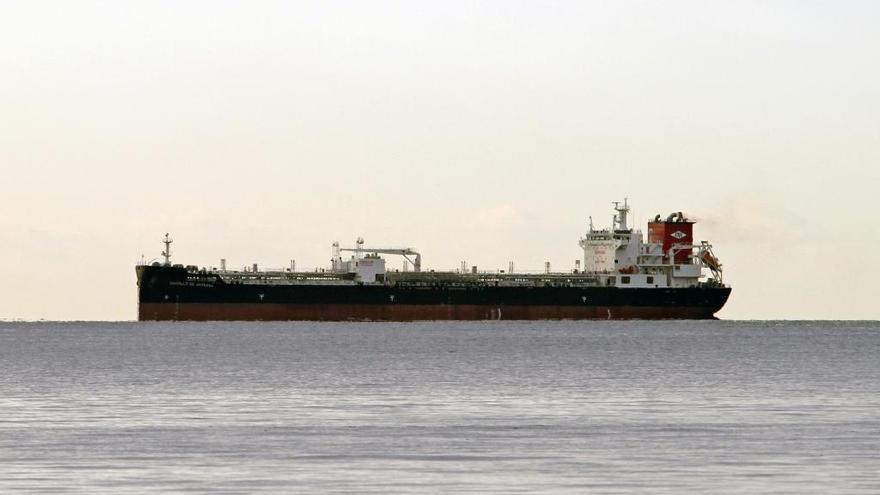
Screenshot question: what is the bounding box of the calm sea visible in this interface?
[1,321,878,494]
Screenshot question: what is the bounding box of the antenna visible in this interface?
[161,233,173,265]
[613,198,630,231]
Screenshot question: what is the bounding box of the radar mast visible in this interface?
[162,233,173,265]
[612,198,630,231]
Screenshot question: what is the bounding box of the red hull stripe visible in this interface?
[138,302,720,321]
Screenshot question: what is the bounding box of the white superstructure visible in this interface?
[579,199,722,288]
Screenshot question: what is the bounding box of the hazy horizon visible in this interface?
[2,1,878,320]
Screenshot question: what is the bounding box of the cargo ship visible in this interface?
[136,200,730,321]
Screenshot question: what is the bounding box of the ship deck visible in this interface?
[206,268,607,288]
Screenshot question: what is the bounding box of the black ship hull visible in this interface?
[136,265,731,321]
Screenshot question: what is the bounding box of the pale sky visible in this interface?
[1,1,878,320]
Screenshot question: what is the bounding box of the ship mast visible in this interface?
[162,233,173,265]
[612,198,630,231]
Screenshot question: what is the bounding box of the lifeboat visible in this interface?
[701,251,721,271]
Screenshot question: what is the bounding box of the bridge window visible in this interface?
[621,276,630,284]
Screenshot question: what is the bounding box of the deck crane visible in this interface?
[338,237,422,272]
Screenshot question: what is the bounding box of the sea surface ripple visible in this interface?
[1,320,878,493]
